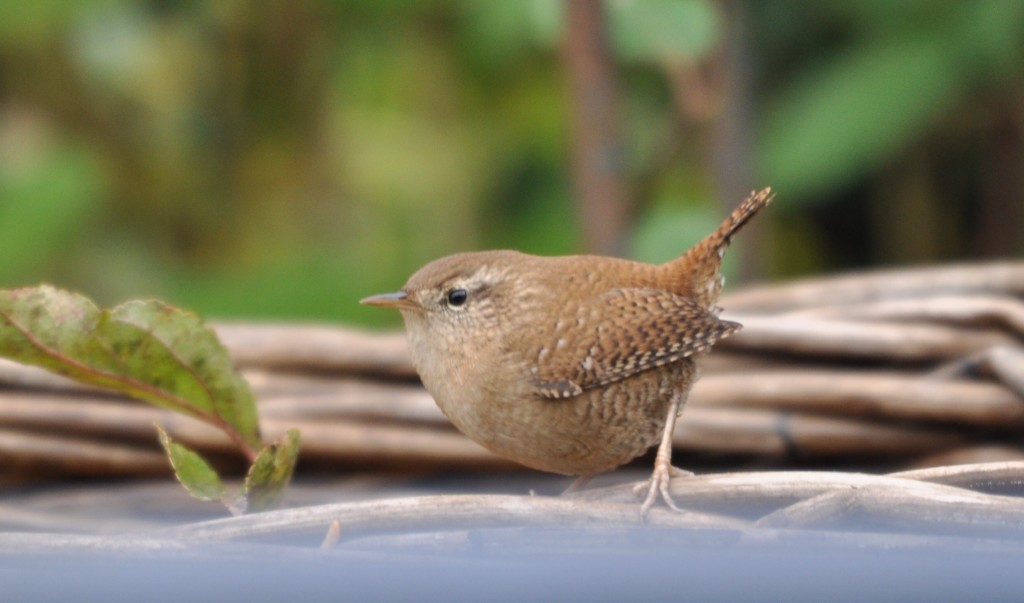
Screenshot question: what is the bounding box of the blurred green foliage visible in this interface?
[759,1,1024,200]
[0,0,1021,327]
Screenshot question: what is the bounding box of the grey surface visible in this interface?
[5,529,1024,603]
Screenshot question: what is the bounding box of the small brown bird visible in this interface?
[362,188,773,514]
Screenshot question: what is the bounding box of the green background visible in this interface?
[1,0,1022,327]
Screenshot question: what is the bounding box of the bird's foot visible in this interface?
[634,389,690,519]
[634,464,693,518]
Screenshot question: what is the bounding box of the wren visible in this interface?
[362,188,773,514]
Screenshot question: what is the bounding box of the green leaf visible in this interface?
[109,300,261,448]
[759,34,960,201]
[0,285,261,450]
[242,429,301,513]
[155,424,226,502]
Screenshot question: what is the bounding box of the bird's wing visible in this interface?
[527,288,740,399]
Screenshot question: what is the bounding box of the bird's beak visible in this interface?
[360,291,413,310]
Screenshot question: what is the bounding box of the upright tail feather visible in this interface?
[668,187,774,309]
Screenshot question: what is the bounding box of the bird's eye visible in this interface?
[446,288,468,307]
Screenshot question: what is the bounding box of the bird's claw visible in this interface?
[634,465,692,519]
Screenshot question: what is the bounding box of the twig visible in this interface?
[756,477,1024,538]
[717,316,1014,361]
[0,427,169,476]
[690,371,1024,427]
[928,345,1024,399]
[212,322,415,377]
[785,295,1024,336]
[260,418,513,470]
[722,262,1024,312]
[166,494,745,542]
[571,470,969,518]
[905,445,1024,469]
[677,407,964,458]
[891,459,1024,493]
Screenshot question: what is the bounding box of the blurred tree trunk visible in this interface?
[975,97,1024,258]
[564,0,631,256]
[710,0,762,281]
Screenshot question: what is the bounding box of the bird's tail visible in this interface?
[668,187,774,309]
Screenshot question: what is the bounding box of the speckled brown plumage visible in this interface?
[362,188,774,513]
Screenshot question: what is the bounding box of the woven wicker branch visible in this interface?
[10,461,1022,553]
[1,260,1022,497]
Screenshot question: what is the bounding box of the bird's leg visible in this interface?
[635,391,692,517]
[561,474,594,495]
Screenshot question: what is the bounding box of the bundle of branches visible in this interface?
[1,261,1022,486]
